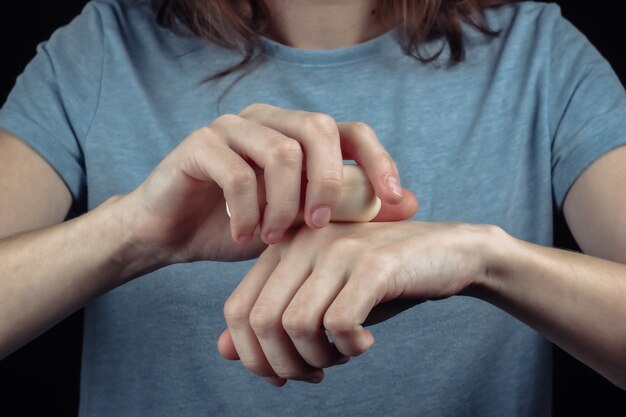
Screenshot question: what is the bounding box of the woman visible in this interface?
[0,0,625,415]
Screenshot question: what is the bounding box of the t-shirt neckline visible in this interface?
[259,29,398,66]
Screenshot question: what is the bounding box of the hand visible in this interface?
[218,221,500,385]
[118,103,410,264]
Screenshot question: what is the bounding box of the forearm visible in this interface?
[0,196,158,358]
[476,228,626,389]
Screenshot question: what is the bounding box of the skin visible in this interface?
[213,0,626,390]
[217,172,626,388]
[0,101,417,358]
[0,0,414,358]
[263,0,383,49]
[1,0,625,398]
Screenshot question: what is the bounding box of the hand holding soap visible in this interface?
[226,164,381,223]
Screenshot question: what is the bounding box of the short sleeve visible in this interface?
[0,1,106,203]
[547,5,626,208]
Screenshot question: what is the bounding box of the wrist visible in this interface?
[466,223,520,298]
[87,194,169,284]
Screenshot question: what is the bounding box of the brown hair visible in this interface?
[153,0,510,78]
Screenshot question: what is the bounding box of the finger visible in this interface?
[323,262,393,356]
[217,328,287,387]
[283,265,351,369]
[372,187,419,222]
[212,115,303,244]
[184,128,260,243]
[217,329,239,360]
[223,248,282,380]
[241,103,343,229]
[250,253,325,382]
[337,122,405,205]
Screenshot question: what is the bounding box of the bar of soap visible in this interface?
[332,164,381,222]
[226,164,381,223]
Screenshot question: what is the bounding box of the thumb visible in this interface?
[372,188,419,222]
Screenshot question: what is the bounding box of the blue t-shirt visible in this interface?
[1,1,625,415]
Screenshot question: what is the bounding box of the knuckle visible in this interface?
[349,121,377,139]
[303,113,338,139]
[326,237,362,258]
[481,223,505,238]
[222,167,256,194]
[189,126,218,145]
[249,304,281,337]
[356,254,393,292]
[223,293,250,328]
[240,102,267,117]
[346,122,395,166]
[323,309,356,334]
[212,113,243,129]
[282,308,317,339]
[270,139,303,166]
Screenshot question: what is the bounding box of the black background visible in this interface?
[0,1,625,416]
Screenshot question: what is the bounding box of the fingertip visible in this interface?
[308,206,332,229]
[330,355,351,367]
[261,229,284,245]
[401,188,419,214]
[412,191,419,212]
[371,174,404,207]
[225,196,261,244]
[231,222,260,245]
[362,328,375,352]
[305,370,325,384]
[235,233,253,244]
[230,220,254,244]
[217,329,240,361]
[263,375,288,387]
[372,188,418,222]
[332,326,375,357]
[348,328,375,356]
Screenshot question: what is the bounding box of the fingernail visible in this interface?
[263,376,287,387]
[266,230,284,243]
[311,206,332,228]
[237,234,252,244]
[385,175,403,197]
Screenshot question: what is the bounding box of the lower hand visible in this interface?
[218,221,502,385]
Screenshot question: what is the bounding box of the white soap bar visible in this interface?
[226,164,381,223]
[332,164,381,222]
